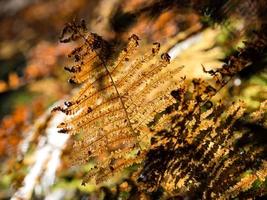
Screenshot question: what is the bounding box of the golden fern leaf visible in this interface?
[138,29,267,199]
[53,20,183,184]
[139,79,267,199]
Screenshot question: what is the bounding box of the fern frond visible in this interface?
[138,31,267,197]
[53,20,184,184]
[139,78,266,199]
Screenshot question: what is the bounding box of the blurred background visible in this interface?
[0,0,266,199]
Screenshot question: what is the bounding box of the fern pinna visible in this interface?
[52,20,183,184]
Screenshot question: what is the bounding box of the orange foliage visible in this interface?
[0,106,29,157]
[115,1,200,41]
[25,42,73,80]
[0,99,45,158]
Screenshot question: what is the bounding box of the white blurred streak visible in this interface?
[168,33,202,60]
[41,113,69,192]
[18,112,51,160]
[11,110,69,200]
[44,189,67,200]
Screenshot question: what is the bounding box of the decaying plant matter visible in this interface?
[53,19,267,199]
[139,80,266,199]
[53,20,183,184]
[138,29,267,199]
